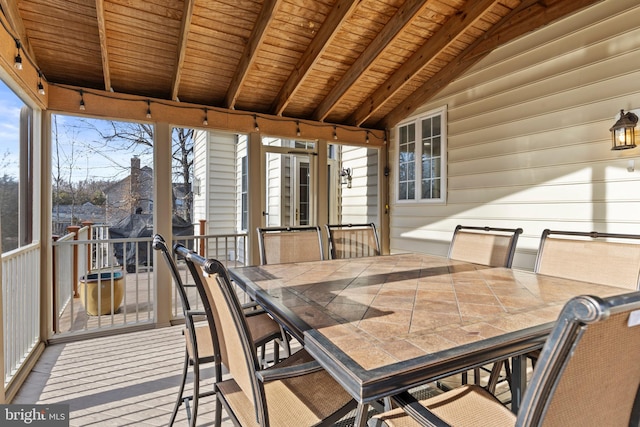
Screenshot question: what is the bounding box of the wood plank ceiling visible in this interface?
[5,0,601,130]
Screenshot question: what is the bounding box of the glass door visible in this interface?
[262,139,317,227]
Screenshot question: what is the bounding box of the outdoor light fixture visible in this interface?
[333,125,338,140]
[203,108,208,126]
[37,71,45,95]
[296,120,301,137]
[340,167,352,188]
[79,89,86,110]
[254,114,259,132]
[610,109,638,150]
[365,130,370,144]
[146,100,152,119]
[14,40,22,70]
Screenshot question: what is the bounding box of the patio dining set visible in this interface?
[153,224,640,427]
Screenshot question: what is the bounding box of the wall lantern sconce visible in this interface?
[610,109,638,150]
[340,167,352,188]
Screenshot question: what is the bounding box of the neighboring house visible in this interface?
[51,202,106,235]
[104,157,154,225]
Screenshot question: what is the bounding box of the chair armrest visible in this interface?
[391,391,451,427]
[241,301,267,316]
[185,309,206,318]
[256,360,322,382]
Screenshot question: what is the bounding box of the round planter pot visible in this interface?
[79,270,125,316]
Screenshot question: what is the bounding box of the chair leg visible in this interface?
[169,350,189,426]
[214,393,223,427]
[190,356,199,427]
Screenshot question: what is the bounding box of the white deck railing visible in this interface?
[2,241,40,388]
[50,231,248,335]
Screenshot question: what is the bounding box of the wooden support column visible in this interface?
[153,122,173,326]
[247,132,262,266]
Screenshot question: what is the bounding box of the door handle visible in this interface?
[262,211,269,216]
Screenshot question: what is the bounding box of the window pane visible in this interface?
[433,117,441,135]
[432,179,441,198]
[408,162,415,181]
[422,118,432,138]
[422,159,431,179]
[421,180,431,199]
[399,182,407,200]
[399,163,407,181]
[407,182,415,199]
[432,137,441,157]
[432,158,441,178]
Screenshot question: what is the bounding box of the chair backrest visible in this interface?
[447,225,523,268]
[534,229,640,290]
[179,247,266,425]
[325,223,381,259]
[257,226,324,265]
[517,291,640,426]
[152,234,191,315]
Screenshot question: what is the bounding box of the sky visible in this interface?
[0,80,153,183]
[0,81,22,179]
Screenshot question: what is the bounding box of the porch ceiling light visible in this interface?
[610,109,638,150]
[14,40,22,70]
[37,71,45,95]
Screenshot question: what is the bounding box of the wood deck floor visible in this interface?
[12,324,515,426]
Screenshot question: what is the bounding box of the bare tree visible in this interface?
[85,120,195,222]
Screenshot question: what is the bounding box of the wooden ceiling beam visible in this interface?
[47,84,385,146]
[312,0,430,122]
[270,0,359,116]
[380,0,603,128]
[349,0,501,127]
[171,0,195,101]
[225,0,281,109]
[95,0,111,91]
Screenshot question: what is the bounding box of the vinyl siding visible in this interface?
[339,145,380,225]
[389,0,640,270]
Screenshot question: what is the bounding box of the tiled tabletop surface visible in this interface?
[232,253,629,370]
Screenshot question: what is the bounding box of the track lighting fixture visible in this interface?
[203,108,208,126]
[14,40,22,70]
[146,100,152,119]
[79,90,86,110]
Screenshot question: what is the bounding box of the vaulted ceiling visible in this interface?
[3,0,600,130]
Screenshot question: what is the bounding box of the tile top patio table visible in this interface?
[228,253,630,414]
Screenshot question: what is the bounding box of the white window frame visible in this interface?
[395,106,447,204]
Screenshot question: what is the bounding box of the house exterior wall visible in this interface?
[192,129,208,230]
[339,145,380,226]
[205,131,237,236]
[389,0,640,270]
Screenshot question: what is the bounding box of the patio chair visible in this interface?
[153,235,284,427]
[446,225,523,393]
[325,223,381,259]
[369,290,640,427]
[257,226,324,265]
[153,234,214,427]
[448,225,523,268]
[183,250,358,427]
[523,229,640,370]
[535,229,640,290]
